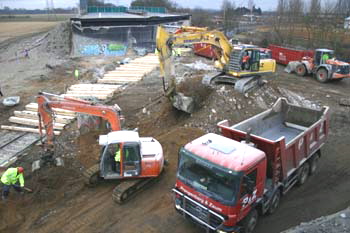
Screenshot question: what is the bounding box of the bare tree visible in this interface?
[221,0,237,35]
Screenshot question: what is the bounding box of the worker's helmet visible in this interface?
[17,167,24,174]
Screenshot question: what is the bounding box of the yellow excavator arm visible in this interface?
[156,25,232,80]
[156,25,276,112]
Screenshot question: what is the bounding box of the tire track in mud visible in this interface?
[32,185,115,233]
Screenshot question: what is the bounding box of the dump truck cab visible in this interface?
[99,131,164,179]
[174,133,267,232]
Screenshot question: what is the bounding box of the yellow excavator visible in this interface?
[156,25,276,113]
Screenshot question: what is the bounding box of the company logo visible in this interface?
[179,186,223,212]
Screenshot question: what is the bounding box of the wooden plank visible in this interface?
[69,85,121,91]
[13,111,72,124]
[69,84,121,89]
[108,70,149,73]
[103,74,143,78]
[9,117,65,130]
[62,94,110,100]
[97,79,139,84]
[123,64,157,67]
[1,125,61,135]
[116,67,154,70]
[100,77,142,81]
[66,90,115,95]
[25,103,76,116]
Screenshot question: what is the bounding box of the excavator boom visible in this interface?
[33,92,122,171]
[156,26,276,110]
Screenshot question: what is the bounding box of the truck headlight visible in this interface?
[174,198,181,210]
[217,230,227,233]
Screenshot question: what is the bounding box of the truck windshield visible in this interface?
[178,148,241,205]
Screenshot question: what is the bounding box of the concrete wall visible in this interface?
[71,25,157,56]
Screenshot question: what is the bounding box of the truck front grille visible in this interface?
[173,189,225,230]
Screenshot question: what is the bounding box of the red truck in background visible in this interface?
[268,44,314,65]
[268,44,350,82]
[173,98,329,233]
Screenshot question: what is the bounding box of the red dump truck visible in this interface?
[173,98,329,233]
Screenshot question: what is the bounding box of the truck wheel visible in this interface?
[309,155,319,175]
[296,64,306,76]
[297,163,310,185]
[267,190,280,215]
[316,68,329,83]
[242,209,258,233]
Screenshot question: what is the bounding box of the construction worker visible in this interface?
[322,53,329,63]
[1,167,25,201]
[74,69,80,80]
[114,144,121,172]
[114,144,130,173]
[242,52,250,70]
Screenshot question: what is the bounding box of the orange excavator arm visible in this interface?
[37,92,122,147]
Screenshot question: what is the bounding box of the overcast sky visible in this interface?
[0,0,278,11]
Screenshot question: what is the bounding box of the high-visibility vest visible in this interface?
[115,149,121,162]
[1,168,24,187]
[114,149,129,162]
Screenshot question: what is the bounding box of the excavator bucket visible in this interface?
[32,149,64,172]
[32,157,64,172]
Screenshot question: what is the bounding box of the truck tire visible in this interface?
[296,64,306,76]
[267,190,281,215]
[316,68,329,83]
[309,155,319,175]
[297,163,310,185]
[242,209,258,233]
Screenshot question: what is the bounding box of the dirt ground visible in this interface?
[1,24,350,233]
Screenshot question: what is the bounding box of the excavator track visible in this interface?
[112,170,165,204]
[82,164,101,186]
[234,76,262,93]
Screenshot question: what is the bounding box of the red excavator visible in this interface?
[34,92,164,203]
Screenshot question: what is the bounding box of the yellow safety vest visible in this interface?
[115,149,121,162]
[114,149,129,162]
[1,168,24,187]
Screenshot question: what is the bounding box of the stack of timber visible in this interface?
[98,54,159,84]
[63,84,122,100]
[1,102,76,135]
[1,55,154,134]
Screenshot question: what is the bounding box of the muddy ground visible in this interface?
[1,25,350,233]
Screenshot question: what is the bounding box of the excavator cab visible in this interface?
[240,48,260,72]
[99,134,142,179]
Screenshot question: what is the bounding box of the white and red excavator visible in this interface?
[34,92,164,203]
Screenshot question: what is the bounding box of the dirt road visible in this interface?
[1,28,350,233]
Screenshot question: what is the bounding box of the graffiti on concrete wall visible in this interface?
[78,43,127,56]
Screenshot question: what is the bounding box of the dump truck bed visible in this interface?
[218,98,330,181]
